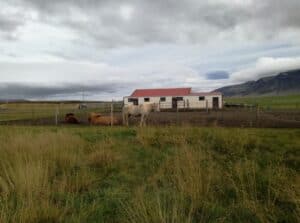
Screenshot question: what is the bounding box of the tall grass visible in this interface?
[0,128,116,222]
[0,126,299,222]
[123,147,217,223]
[124,127,300,223]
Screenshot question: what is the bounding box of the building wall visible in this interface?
[124,95,222,109]
[183,95,223,109]
[124,96,173,108]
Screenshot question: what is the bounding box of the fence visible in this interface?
[0,100,212,125]
[0,101,123,125]
[0,101,300,128]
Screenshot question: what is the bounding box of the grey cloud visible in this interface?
[259,0,300,28]
[0,10,25,40]
[230,57,300,82]
[206,71,229,80]
[6,0,299,50]
[0,81,127,99]
[0,17,23,32]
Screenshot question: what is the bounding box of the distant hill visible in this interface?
[0,99,29,103]
[216,69,300,97]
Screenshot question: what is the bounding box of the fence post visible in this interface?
[176,103,179,124]
[256,105,260,127]
[55,106,59,126]
[111,100,114,126]
[206,100,208,113]
[31,107,34,123]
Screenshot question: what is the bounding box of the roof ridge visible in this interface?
[134,87,191,90]
[130,87,192,97]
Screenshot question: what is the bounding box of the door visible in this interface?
[172,97,177,109]
[213,97,219,109]
[172,97,183,109]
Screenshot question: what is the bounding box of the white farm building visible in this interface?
[124,88,223,110]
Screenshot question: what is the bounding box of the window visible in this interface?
[128,98,136,102]
[199,96,205,101]
[160,97,166,102]
[176,97,183,101]
[144,97,150,102]
[128,98,138,105]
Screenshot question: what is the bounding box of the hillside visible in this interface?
[216,69,300,96]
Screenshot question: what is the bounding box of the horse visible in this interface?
[88,112,120,126]
[122,103,159,126]
[64,113,79,124]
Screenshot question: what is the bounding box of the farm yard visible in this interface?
[2,0,300,222]
[0,126,299,222]
[1,95,300,128]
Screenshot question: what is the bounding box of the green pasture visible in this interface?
[0,102,122,122]
[225,94,300,110]
[0,126,299,222]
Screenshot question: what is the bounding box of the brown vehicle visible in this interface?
[88,112,120,126]
[64,113,79,124]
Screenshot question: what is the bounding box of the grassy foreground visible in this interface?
[0,126,299,223]
[225,94,300,110]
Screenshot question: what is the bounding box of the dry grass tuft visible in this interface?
[87,149,119,169]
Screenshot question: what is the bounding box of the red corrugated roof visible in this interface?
[130,88,191,97]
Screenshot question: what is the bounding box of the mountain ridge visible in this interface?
[215,69,300,97]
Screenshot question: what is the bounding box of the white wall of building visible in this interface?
[183,95,223,109]
[124,95,222,109]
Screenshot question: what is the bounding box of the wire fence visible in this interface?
[0,101,300,128]
[0,101,123,125]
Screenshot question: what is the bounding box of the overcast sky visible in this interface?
[1,0,300,100]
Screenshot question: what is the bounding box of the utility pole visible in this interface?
[111,99,114,126]
[82,87,85,103]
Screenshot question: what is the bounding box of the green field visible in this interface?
[0,126,299,222]
[0,103,77,121]
[0,102,122,122]
[225,94,300,110]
